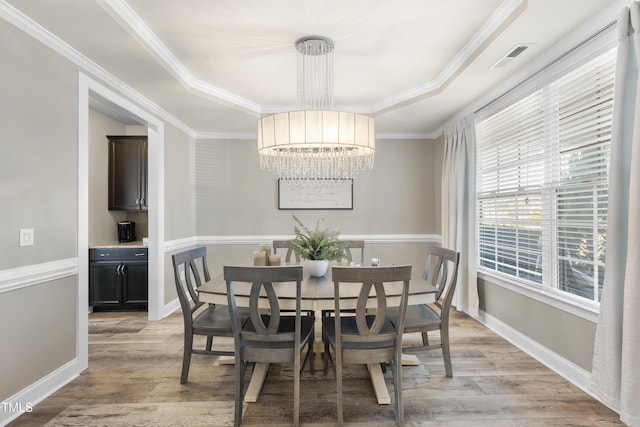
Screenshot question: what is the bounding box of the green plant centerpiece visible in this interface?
[292,214,346,276]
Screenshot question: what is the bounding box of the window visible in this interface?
[476,48,615,303]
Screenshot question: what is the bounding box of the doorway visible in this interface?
[77,73,165,371]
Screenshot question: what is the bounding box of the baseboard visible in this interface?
[475,309,594,396]
[160,297,181,319]
[0,359,79,427]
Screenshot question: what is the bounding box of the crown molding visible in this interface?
[0,0,195,138]
[194,132,257,140]
[376,132,440,140]
[461,0,622,121]
[101,0,262,115]
[371,0,526,113]
[99,0,526,118]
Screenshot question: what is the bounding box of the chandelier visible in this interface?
[257,37,375,181]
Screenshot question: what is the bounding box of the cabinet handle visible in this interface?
[120,264,126,276]
[99,253,111,257]
[141,198,145,206]
[134,252,146,257]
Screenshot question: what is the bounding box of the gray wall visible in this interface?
[194,137,442,274]
[478,278,597,371]
[163,125,196,304]
[0,15,79,402]
[195,138,439,234]
[164,125,196,242]
[0,19,77,269]
[0,14,195,409]
[0,277,76,398]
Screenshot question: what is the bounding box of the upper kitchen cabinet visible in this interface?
[108,135,148,211]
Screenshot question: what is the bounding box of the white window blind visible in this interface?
[476,48,615,303]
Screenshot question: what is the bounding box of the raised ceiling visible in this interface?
[3,0,623,138]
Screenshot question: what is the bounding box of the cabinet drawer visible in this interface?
[90,247,148,261]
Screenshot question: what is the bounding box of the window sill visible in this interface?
[477,269,600,323]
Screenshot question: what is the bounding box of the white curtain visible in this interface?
[441,115,479,317]
[590,4,640,427]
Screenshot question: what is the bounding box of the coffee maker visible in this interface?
[117,221,136,243]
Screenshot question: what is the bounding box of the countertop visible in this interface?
[90,240,147,249]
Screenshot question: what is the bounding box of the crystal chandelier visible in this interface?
[257,37,375,181]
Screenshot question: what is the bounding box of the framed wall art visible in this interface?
[278,179,353,210]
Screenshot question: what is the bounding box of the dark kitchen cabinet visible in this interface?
[108,135,148,211]
[89,247,148,311]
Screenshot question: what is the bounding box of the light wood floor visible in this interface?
[8,310,623,426]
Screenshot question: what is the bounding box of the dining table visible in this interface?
[197,263,436,405]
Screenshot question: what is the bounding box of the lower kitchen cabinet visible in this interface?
[89,247,148,311]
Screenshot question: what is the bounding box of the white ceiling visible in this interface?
[4,0,624,138]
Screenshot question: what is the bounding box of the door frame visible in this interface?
[77,72,165,370]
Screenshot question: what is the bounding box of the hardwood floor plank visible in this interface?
[7,311,623,426]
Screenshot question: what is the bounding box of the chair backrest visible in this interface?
[424,245,460,313]
[172,247,211,324]
[341,240,365,264]
[331,265,412,359]
[272,239,301,262]
[224,265,304,363]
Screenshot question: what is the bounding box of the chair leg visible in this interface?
[180,333,194,384]
[309,323,315,374]
[336,352,343,426]
[294,353,300,427]
[422,331,429,346]
[323,338,330,375]
[308,340,315,374]
[234,357,245,427]
[205,335,213,352]
[392,358,403,426]
[441,327,453,378]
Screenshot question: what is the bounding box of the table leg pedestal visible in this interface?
[233,354,416,405]
[401,354,419,366]
[366,354,418,405]
[367,364,391,404]
[218,356,235,365]
[244,362,270,403]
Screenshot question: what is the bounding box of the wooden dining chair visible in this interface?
[323,265,412,426]
[388,245,460,377]
[172,247,245,384]
[321,239,367,328]
[224,265,315,427]
[341,240,365,264]
[272,239,301,262]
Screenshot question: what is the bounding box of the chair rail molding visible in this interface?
[0,258,77,294]
[196,234,441,246]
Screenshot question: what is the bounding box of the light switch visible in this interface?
[20,228,34,246]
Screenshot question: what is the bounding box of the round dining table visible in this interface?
[197,264,436,405]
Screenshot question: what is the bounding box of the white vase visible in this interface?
[304,259,329,277]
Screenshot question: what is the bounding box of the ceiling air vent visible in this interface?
[490,43,532,69]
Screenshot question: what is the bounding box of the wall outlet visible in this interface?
[20,228,34,246]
